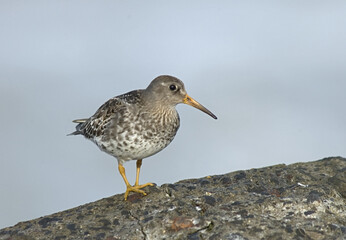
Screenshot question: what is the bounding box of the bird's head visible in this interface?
[145,75,217,119]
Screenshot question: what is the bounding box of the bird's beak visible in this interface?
[183,94,217,119]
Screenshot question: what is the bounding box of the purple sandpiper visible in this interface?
[69,75,217,200]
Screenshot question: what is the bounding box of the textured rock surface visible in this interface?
[1,157,345,240]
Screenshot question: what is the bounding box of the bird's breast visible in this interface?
[94,108,180,162]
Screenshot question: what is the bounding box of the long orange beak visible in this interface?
[183,94,217,119]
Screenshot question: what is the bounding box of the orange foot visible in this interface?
[124,183,154,200]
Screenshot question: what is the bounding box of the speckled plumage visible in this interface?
[70,75,217,200]
[71,88,180,165]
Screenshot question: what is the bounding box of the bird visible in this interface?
[69,75,217,200]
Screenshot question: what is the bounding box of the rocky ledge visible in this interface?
[1,157,345,240]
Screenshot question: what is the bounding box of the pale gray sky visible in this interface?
[1,1,346,228]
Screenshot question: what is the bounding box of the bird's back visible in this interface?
[70,90,143,139]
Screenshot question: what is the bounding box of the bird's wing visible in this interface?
[72,90,143,138]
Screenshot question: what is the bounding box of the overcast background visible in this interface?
[1,1,346,229]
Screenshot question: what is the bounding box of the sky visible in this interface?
[1,0,346,229]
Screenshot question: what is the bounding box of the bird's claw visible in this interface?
[124,183,154,200]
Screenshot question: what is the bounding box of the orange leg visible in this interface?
[118,160,153,200]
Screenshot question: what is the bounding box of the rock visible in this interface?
[1,157,345,240]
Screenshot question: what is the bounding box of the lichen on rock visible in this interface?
[1,157,345,239]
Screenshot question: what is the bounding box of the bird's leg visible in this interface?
[118,162,152,201]
[135,159,142,186]
[135,159,154,188]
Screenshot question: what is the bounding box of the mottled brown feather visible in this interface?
[73,90,143,138]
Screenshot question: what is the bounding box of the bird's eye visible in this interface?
[169,84,177,91]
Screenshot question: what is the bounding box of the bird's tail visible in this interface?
[72,119,89,123]
[67,118,88,136]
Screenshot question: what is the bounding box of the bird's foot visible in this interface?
[124,183,154,200]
